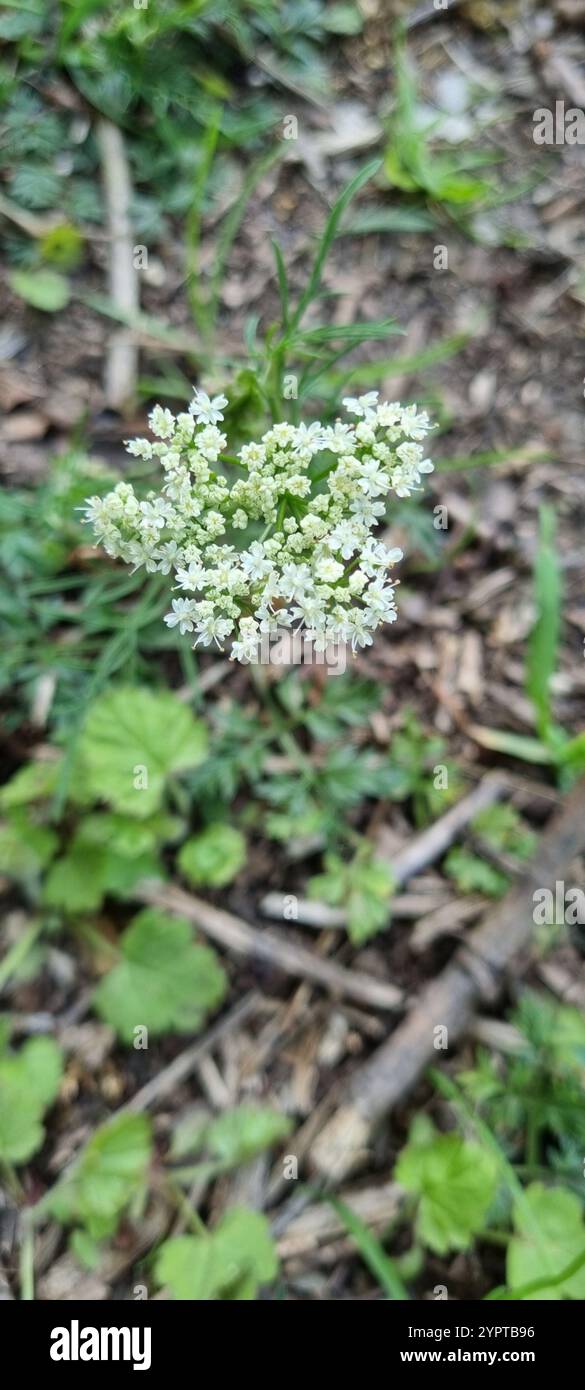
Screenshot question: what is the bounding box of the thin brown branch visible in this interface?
[95,117,139,411]
[136,882,403,1011]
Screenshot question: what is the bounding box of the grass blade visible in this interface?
[340,206,435,235]
[272,238,290,330]
[296,318,401,345]
[321,331,468,392]
[467,725,555,764]
[288,158,381,333]
[436,444,550,472]
[185,104,223,338]
[526,506,562,741]
[327,1195,409,1299]
[209,145,283,325]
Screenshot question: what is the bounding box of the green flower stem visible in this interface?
[221,454,246,468]
[259,495,287,544]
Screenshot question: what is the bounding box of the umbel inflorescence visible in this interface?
[84,389,434,662]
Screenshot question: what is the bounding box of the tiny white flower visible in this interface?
[345,611,374,651]
[396,442,423,466]
[175,562,206,591]
[348,569,368,594]
[156,541,181,574]
[322,422,357,454]
[126,437,153,459]
[361,539,403,577]
[196,426,227,461]
[328,520,362,560]
[241,541,273,582]
[278,562,312,600]
[350,494,386,524]
[389,466,414,498]
[363,579,397,620]
[258,608,292,633]
[176,413,195,437]
[265,422,297,449]
[240,442,266,468]
[291,422,327,457]
[375,402,402,428]
[399,405,431,440]
[315,556,344,583]
[343,391,379,421]
[164,598,199,634]
[230,620,260,663]
[194,614,234,647]
[355,421,376,446]
[357,457,388,498]
[189,388,228,425]
[284,474,311,498]
[291,595,325,628]
[148,406,175,439]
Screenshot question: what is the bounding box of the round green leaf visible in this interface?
[178,823,246,889]
[93,908,226,1041]
[77,686,208,818]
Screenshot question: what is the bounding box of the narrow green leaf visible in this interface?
[295,318,401,345]
[289,159,381,332]
[526,506,562,740]
[340,206,435,235]
[328,1195,409,1299]
[271,238,289,329]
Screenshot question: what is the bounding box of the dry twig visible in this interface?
[389,773,504,886]
[95,118,139,411]
[137,882,403,1011]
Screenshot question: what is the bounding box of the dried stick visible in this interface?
[0,192,63,239]
[389,773,504,886]
[260,890,448,930]
[95,118,138,411]
[137,882,403,1011]
[260,893,346,929]
[310,774,585,1179]
[261,775,503,931]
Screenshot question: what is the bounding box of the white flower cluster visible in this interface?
[84,388,434,660]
